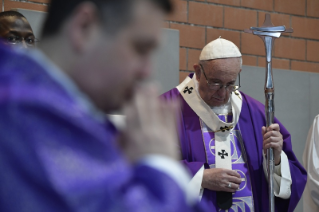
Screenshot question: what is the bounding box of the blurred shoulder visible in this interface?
[160,87,181,101]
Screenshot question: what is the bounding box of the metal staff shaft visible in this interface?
[244,14,293,212]
[264,35,275,212]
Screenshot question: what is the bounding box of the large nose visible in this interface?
[137,60,152,80]
[216,86,227,97]
[20,40,28,49]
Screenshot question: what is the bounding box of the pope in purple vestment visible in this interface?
[162,73,307,211]
[161,37,307,212]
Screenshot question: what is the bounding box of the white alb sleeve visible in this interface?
[263,151,292,199]
[187,165,205,201]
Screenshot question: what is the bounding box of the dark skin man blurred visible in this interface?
[0,11,36,48]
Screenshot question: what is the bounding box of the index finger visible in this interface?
[225,169,241,178]
[135,84,160,124]
[261,126,267,135]
[267,123,280,132]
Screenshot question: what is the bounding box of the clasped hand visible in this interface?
[202,168,242,193]
[119,84,180,162]
[262,123,283,165]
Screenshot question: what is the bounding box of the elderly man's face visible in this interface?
[71,0,164,112]
[0,16,35,48]
[195,58,241,107]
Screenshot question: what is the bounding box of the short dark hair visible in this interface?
[0,10,26,19]
[41,0,172,38]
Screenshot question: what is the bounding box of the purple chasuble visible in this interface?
[161,73,307,212]
[201,114,254,211]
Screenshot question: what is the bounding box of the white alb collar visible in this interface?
[177,74,242,132]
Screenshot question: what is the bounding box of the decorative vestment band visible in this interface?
[179,75,254,211]
[201,118,254,211]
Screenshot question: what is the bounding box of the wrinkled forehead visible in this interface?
[0,16,34,35]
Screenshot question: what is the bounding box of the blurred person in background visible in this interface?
[0,0,207,211]
[303,115,319,212]
[0,10,37,48]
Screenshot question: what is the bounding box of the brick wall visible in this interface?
[165,0,319,82]
[2,0,319,82]
[1,0,49,12]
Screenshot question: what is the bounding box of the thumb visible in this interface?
[261,126,267,135]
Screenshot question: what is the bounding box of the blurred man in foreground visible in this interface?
[0,10,37,48]
[0,0,204,211]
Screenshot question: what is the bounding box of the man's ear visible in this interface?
[66,2,99,53]
[194,64,201,81]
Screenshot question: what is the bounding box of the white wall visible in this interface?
[17,9,47,40]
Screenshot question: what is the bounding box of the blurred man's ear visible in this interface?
[194,64,201,82]
[66,2,99,53]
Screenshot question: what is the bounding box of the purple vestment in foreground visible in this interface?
[161,73,307,212]
[0,45,206,212]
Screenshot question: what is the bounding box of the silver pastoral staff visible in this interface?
[244,14,293,212]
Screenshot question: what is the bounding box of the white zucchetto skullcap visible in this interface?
[199,37,242,61]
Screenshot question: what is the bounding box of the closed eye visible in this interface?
[25,38,35,44]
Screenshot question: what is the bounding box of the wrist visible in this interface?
[275,157,281,166]
[201,170,208,189]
